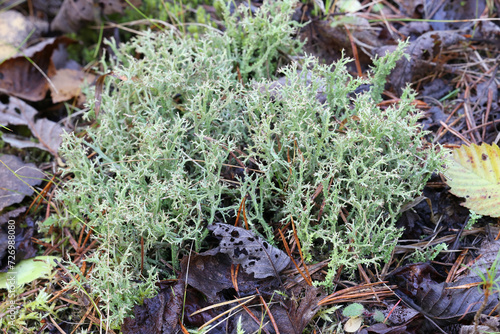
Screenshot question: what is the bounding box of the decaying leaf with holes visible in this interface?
[207,223,291,279]
[445,143,500,217]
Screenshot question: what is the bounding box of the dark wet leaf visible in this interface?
[228,286,323,334]
[124,257,230,334]
[397,208,425,240]
[14,216,37,263]
[122,280,184,334]
[0,96,66,155]
[208,223,291,279]
[392,240,500,327]
[281,285,324,333]
[0,154,45,211]
[182,252,263,302]
[0,208,28,264]
[182,287,221,329]
[182,250,323,334]
[360,322,415,334]
[0,216,37,271]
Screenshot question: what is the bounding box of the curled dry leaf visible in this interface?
[0,34,93,103]
[208,223,291,279]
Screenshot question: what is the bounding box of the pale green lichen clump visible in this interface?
[57,0,443,327]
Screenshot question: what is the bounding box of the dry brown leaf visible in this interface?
[49,68,95,103]
[0,154,45,212]
[0,36,72,101]
[374,31,465,95]
[445,143,500,217]
[0,96,66,156]
[51,0,142,33]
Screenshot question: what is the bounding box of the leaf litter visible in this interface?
[390,237,500,328]
[123,225,324,334]
[0,154,45,211]
[0,95,67,156]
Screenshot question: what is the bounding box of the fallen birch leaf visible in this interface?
[445,143,500,217]
[51,0,142,33]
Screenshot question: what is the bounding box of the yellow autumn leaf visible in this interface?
[445,143,500,217]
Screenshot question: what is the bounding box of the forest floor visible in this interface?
[0,0,499,333]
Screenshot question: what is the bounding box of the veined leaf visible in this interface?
[445,143,500,217]
[0,256,61,289]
